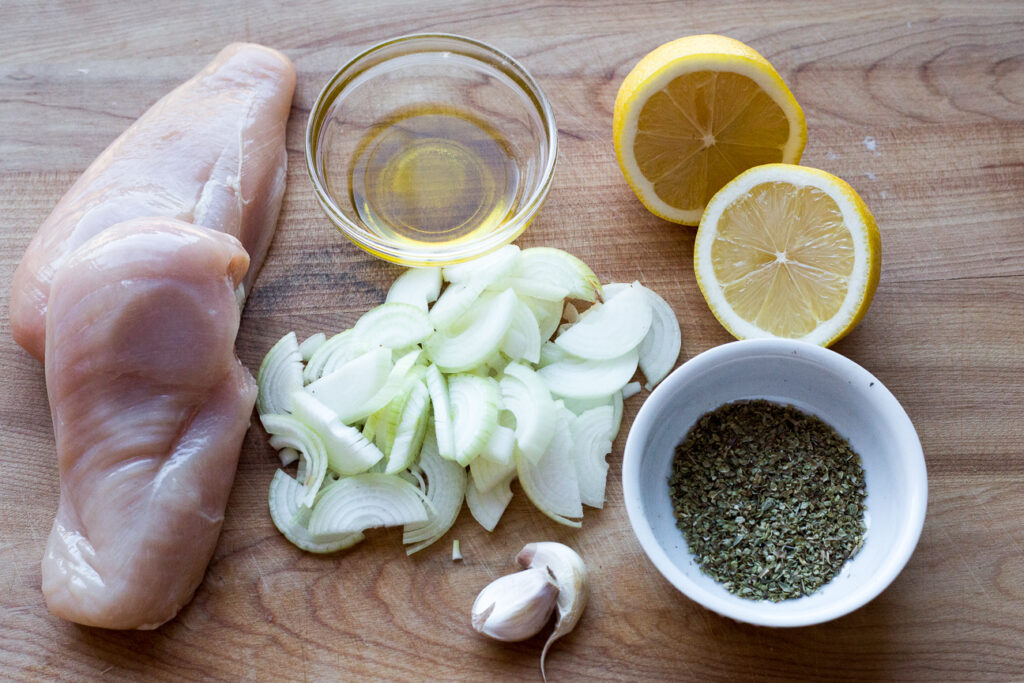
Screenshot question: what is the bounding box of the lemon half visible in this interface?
[614,35,807,225]
[694,164,881,346]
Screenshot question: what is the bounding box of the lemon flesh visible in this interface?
[635,71,792,215]
[614,35,806,225]
[695,164,880,346]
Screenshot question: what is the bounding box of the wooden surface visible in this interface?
[2,1,1023,680]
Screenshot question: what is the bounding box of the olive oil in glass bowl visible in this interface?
[306,34,557,266]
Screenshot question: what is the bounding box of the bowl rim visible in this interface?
[622,338,928,627]
[304,32,558,266]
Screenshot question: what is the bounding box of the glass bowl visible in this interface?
[305,34,557,266]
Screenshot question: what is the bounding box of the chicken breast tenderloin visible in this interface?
[41,219,257,630]
[11,42,295,361]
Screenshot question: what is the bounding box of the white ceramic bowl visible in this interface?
[622,339,927,627]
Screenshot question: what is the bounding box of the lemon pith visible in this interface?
[614,35,806,225]
[694,164,881,346]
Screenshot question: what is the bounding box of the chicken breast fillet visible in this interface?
[41,218,256,630]
[11,42,295,361]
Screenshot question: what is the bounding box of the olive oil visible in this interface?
[349,105,520,245]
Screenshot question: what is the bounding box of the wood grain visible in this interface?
[2,0,1024,680]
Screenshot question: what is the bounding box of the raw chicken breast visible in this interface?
[41,218,256,630]
[11,42,295,360]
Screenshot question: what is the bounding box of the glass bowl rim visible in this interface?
[304,32,558,265]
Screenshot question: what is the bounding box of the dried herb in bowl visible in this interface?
[668,400,866,602]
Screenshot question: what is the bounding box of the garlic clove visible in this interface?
[516,542,588,681]
[471,566,558,642]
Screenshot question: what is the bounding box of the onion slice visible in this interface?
[425,364,456,460]
[516,408,582,527]
[424,288,518,373]
[501,297,543,364]
[257,332,303,416]
[403,430,467,554]
[260,413,329,508]
[298,332,327,361]
[520,295,563,341]
[499,248,602,302]
[353,302,434,349]
[386,267,442,311]
[269,470,363,552]
[308,473,432,537]
[466,472,515,532]
[553,283,651,360]
[471,436,520,493]
[303,330,370,383]
[569,405,615,508]
[442,244,520,284]
[449,374,500,466]
[289,391,384,475]
[499,362,556,463]
[342,348,423,424]
[304,347,392,424]
[538,348,639,400]
[602,281,681,389]
[384,379,431,474]
[635,285,681,389]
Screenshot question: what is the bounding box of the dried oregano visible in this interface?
[668,400,866,602]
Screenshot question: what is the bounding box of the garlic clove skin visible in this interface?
[516,542,588,681]
[471,566,558,642]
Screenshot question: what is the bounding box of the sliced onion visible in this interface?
[539,340,570,367]
[499,362,556,463]
[520,295,563,341]
[501,247,602,302]
[385,379,431,474]
[277,446,300,467]
[621,381,642,399]
[554,283,652,359]
[353,302,433,349]
[269,470,363,552]
[342,348,423,424]
[561,390,624,438]
[386,267,442,311]
[403,430,468,554]
[635,285,681,389]
[374,366,428,456]
[425,364,456,461]
[298,332,327,362]
[304,347,392,424]
[469,447,517,494]
[538,347,638,400]
[602,281,682,389]
[424,288,517,373]
[569,405,615,508]
[428,281,483,331]
[430,247,520,330]
[482,424,516,466]
[601,281,631,300]
[307,473,432,537]
[442,244,520,284]
[257,332,303,416]
[289,391,384,475]
[516,409,582,527]
[303,330,369,383]
[499,278,569,302]
[501,296,542,364]
[449,373,500,466]
[260,413,329,508]
[466,471,515,532]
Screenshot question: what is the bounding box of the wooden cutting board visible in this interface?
[2,1,1023,680]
